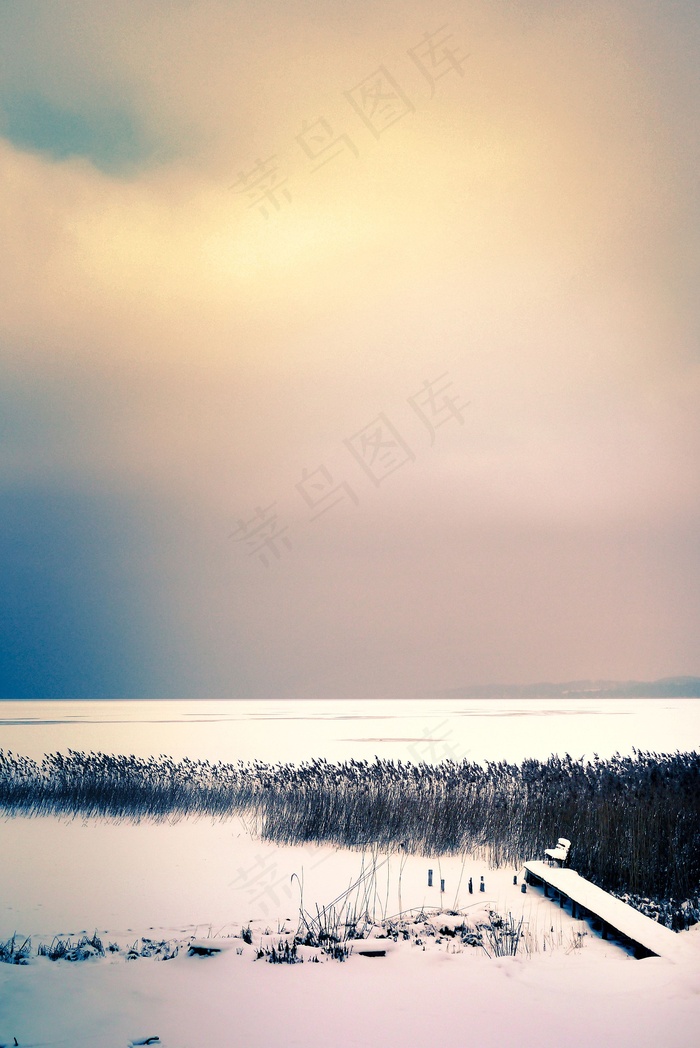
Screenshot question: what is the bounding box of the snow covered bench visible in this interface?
[544,837,571,867]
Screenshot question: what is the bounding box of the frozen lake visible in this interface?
[1,697,699,765]
[1,698,698,940]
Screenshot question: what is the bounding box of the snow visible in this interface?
[1,925,699,1048]
[1,700,699,1047]
[1,816,699,1047]
[524,861,687,961]
[2,698,699,765]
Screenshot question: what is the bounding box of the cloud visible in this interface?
[0,89,166,174]
[1,0,698,696]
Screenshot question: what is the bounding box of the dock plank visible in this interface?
[524,860,685,960]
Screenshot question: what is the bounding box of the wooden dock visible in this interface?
[524,860,685,960]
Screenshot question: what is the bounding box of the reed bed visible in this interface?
[0,748,698,900]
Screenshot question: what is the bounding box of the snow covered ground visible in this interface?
[1,814,699,1048]
[1,701,698,1047]
[2,925,699,1048]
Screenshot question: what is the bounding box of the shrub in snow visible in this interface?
[38,932,105,962]
[1,747,698,904]
[0,935,31,965]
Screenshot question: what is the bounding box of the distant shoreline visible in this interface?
[3,681,700,701]
[431,676,700,700]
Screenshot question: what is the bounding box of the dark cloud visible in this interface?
[0,89,164,174]
[0,487,153,698]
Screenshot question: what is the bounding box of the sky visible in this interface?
[1,0,698,699]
